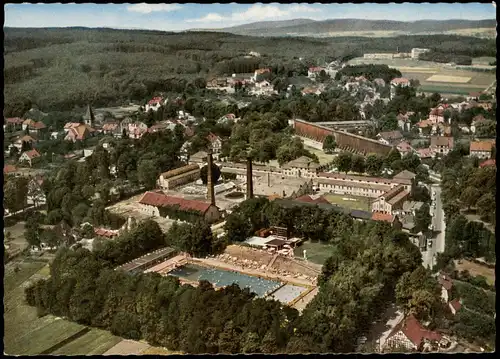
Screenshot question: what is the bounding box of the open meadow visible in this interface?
[453,259,495,286]
[323,193,372,211]
[294,241,337,265]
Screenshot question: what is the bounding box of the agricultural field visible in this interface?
[323,193,372,211]
[294,240,337,265]
[347,57,496,95]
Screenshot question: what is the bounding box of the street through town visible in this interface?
[422,183,446,269]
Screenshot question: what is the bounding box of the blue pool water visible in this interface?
[168,264,282,297]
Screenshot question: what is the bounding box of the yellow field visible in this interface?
[426,75,472,83]
[396,67,438,73]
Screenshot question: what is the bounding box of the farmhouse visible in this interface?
[19,149,41,167]
[138,191,221,223]
[430,136,454,156]
[157,164,200,190]
[385,314,443,352]
[469,140,495,159]
[282,156,320,178]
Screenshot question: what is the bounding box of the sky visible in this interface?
[4,3,496,31]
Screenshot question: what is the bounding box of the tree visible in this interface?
[25,215,42,249]
[137,159,159,190]
[3,177,29,213]
[200,163,221,185]
[414,203,432,233]
[460,186,481,211]
[401,153,421,173]
[365,153,384,176]
[385,148,401,168]
[476,193,495,224]
[336,152,352,174]
[323,135,336,154]
[350,155,365,174]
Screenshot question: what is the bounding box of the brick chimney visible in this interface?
[207,150,216,206]
[246,156,254,199]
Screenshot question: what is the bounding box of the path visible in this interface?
[423,184,445,269]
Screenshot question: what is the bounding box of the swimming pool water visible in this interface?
[168,263,282,297]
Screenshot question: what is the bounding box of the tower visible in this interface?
[83,104,95,128]
[207,150,216,206]
[246,156,254,199]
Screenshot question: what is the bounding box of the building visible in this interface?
[479,159,496,168]
[19,149,41,167]
[397,112,413,132]
[399,201,424,216]
[430,136,454,156]
[207,133,222,153]
[377,130,404,146]
[390,78,411,99]
[363,53,394,60]
[207,78,228,88]
[251,68,271,82]
[126,121,148,139]
[157,164,200,190]
[302,87,322,96]
[437,272,453,303]
[116,247,178,273]
[428,108,446,124]
[282,156,320,178]
[371,184,410,214]
[417,148,433,159]
[12,135,36,151]
[82,104,96,128]
[138,191,221,223]
[145,97,165,112]
[295,194,330,205]
[396,141,414,156]
[371,212,402,229]
[64,123,96,142]
[4,164,18,176]
[470,115,487,134]
[102,122,121,137]
[385,314,443,352]
[448,299,462,315]
[411,48,430,59]
[4,117,24,131]
[469,140,495,159]
[22,119,47,135]
[189,151,208,165]
[308,66,325,79]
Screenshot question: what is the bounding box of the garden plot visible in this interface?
[426,75,471,83]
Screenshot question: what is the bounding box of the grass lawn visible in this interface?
[304,145,336,165]
[52,328,122,355]
[294,241,336,266]
[323,193,371,211]
[454,259,495,286]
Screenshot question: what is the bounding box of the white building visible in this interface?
[411,48,430,59]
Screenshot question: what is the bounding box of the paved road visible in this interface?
[422,184,446,269]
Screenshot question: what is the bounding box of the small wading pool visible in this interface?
[168,263,282,297]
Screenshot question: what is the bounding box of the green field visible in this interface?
[304,145,336,165]
[323,193,371,211]
[294,241,336,265]
[4,260,120,355]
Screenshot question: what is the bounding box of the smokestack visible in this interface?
[246,156,254,199]
[207,150,216,206]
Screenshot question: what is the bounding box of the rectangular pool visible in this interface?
[168,263,282,297]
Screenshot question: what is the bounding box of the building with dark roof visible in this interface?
[157,164,200,190]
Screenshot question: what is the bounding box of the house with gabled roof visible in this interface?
[4,117,24,131]
[207,133,222,154]
[371,184,410,214]
[19,149,41,167]
[377,130,403,146]
[138,191,220,223]
[469,140,495,159]
[384,314,444,352]
[64,123,96,142]
[430,136,454,156]
[22,119,47,135]
[12,134,37,151]
[145,97,165,112]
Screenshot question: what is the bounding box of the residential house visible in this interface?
[301,87,322,96]
[19,149,41,167]
[371,212,403,230]
[157,164,200,190]
[64,123,96,142]
[94,228,120,239]
[399,213,418,236]
[397,141,414,156]
[145,97,165,112]
[189,151,208,165]
[384,314,443,352]
[479,159,496,168]
[282,156,321,178]
[428,108,446,124]
[377,130,403,146]
[127,121,148,139]
[416,119,433,136]
[417,148,433,159]
[307,66,325,79]
[102,122,122,138]
[437,272,453,303]
[448,299,462,315]
[4,117,24,131]
[207,133,222,154]
[430,136,454,156]
[436,123,452,137]
[469,140,495,159]
[251,68,271,82]
[390,77,410,99]
[4,164,18,176]
[12,135,36,151]
[138,191,221,223]
[470,115,487,134]
[22,119,47,135]
[207,78,228,88]
[466,92,482,101]
[371,184,410,214]
[397,112,413,132]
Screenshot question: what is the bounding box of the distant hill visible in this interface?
[197,19,496,38]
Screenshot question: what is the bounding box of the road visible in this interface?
[422,183,446,269]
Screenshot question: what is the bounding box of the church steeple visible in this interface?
[83,104,95,127]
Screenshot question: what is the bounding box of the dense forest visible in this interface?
[3,27,496,115]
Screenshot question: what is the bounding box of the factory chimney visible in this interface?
[207,150,216,206]
[246,156,254,199]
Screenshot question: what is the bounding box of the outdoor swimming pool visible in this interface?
[168,263,282,297]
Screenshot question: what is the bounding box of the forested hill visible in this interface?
[3,27,496,115]
[200,19,496,37]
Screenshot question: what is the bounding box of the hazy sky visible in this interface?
[4,3,496,31]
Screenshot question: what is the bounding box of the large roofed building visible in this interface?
[157,164,200,190]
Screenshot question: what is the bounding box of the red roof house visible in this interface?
[19,149,41,167]
[385,314,443,351]
[480,159,496,168]
[3,164,18,174]
[448,299,462,315]
[295,195,330,205]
